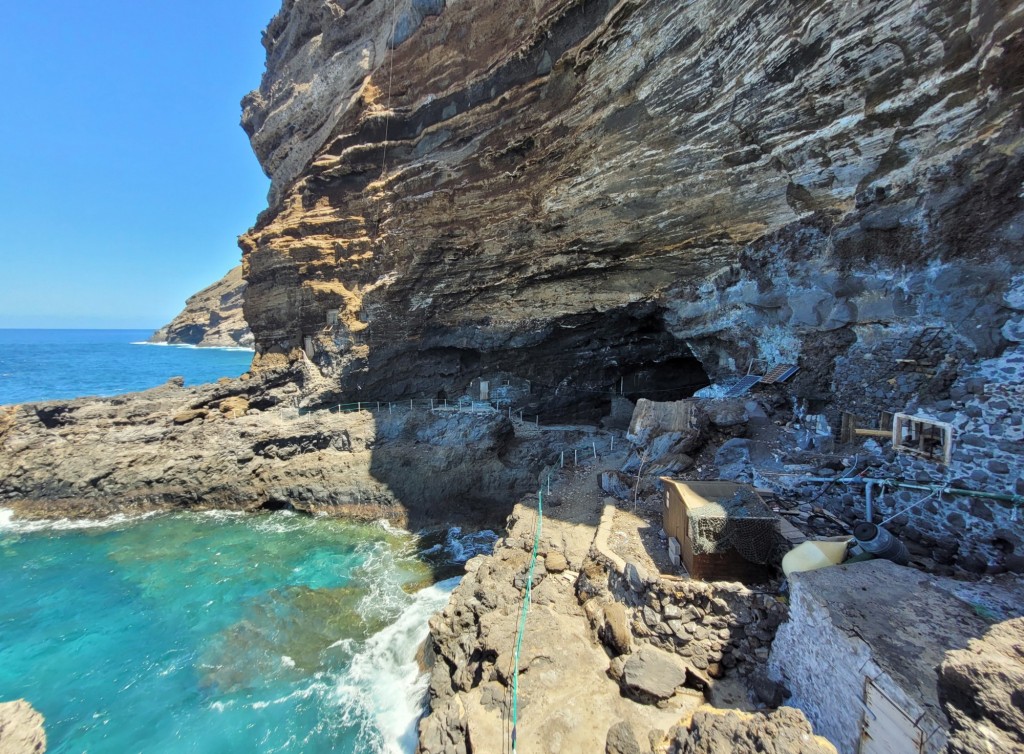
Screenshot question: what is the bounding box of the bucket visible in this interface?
[782,539,850,577]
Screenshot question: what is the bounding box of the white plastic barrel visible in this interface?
[782,539,850,577]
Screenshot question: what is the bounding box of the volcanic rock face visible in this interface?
[0,370,595,529]
[151,265,253,348]
[239,0,1024,420]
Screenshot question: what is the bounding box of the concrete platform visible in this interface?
[768,560,1021,754]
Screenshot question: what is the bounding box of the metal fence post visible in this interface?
[593,441,597,459]
[358,401,362,411]
[560,451,564,468]
[574,449,578,465]
[611,435,615,452]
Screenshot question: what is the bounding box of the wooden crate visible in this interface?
[660,478,777,583]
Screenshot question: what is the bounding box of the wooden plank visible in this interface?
[861,680,924,754]
[855,428,893,438]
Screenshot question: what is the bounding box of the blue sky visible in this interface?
[0,0,282,328]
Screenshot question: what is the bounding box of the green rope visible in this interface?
[511,480,544,753]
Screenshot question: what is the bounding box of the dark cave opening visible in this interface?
[620,355,712,404]
[350,304,711,425]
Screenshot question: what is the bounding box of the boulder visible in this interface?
[939,617,1024,754]
[602,602,632,655]
[622,645,689,702]
[715,438,752,480]
[606,720,643,754]
[601,470,634,500]
[172,408,208,425]
[705,401,749,428]
[669,706,836,754]
[219,396,250,418]
[544,551,569,573]
[624,562,648,592]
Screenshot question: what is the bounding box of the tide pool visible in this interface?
[0,511,492,753]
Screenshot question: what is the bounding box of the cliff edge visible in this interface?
[150,265,253,349]
[239,0,1024,425]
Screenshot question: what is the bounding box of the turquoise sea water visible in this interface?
[0,329,253,405]
[0,328,492,752]
[0,511,493,753]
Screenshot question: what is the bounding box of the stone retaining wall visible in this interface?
[604,567,788,682]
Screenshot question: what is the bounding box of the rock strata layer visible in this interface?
[151,265,253,349]
[239,0,1024,424]
[0,700,46,754]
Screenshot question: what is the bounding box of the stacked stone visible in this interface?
[611,570,788,680]
[764,342,1024,575]
[828,325,966,427]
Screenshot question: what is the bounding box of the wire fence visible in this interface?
[297,397,529,421]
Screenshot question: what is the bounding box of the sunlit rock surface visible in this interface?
[239,0,1024,422]
[151,266,252,349]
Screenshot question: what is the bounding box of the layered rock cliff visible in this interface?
[151,265,253,348]
[239,0,1024,423]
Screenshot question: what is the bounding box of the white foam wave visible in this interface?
[331,577,460,754]
[0,508,161,534]
[357,540,417,625]
[132,341,254,353]
[375,519,409,538]
[443,527,498,564]
[193,509,248,522]
[250,679,331,710]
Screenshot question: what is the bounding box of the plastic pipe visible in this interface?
[798,476,1023,505]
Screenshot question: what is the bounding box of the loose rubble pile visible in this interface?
[603,345,1024,580]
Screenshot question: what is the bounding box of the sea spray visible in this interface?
[0,511,496,753]
[332,577,460,753]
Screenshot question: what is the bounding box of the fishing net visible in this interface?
[687,488,786,565]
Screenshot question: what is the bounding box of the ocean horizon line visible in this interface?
[0,326,160,331]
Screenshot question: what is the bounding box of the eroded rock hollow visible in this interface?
[240,0,1023,423]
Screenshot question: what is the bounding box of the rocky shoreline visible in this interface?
[0,365,596,531]
[150,265,252,349]
[4,364,1023,752]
